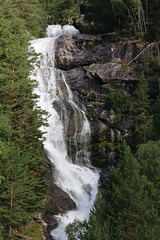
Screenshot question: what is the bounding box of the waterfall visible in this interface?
[108,129,115,170]
[30,25,99,240]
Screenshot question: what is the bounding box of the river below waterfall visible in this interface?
[30,25,99,240]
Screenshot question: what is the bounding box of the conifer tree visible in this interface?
[0,17,47,170]
[0,144,48,238]
[103,141,160,239]
[0,9,48,238]
[66,141,160,239]
[0,0,46,37]
[66,193,110,240]
[131,72,151,144]
[137,140,160,211]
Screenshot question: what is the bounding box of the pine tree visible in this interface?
[0,11,48,238]
[66,193,110,240]
[0,17,48,171]
[0,0,46,37]
[0,113,48,238]
[131,72,151,144]
[137,140,160,212]
[103,141,160,239]
[0,145,48,239]
[137,140,160,188]
[66,141,160,239]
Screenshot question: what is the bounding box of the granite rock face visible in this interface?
[53,33,146,167]
[55,33,144,71]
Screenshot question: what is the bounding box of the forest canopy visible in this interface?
[42,0,160,40]
[0,0,48,238]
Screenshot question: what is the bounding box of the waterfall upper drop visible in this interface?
[30,25,99,240]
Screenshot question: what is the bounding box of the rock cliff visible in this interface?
[54,33,146,167]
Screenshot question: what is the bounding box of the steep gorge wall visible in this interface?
[54,33,145,167]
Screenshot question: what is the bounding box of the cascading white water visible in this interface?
[30,25,99,240]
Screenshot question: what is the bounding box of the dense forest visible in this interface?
[0,0,48,239]
[0,0,160,239]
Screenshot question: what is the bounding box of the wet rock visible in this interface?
[52,99,83,137]
[52,99,88,162]
[43,162,76,235]
[62,68,87,91]
[100,109,116,123]
[100,115,133,135]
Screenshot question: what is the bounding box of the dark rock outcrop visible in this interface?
[43,183,76,232]
[54,33,160,169]
[100,110,133,135]
[54,33,146,167]
[63,68,87,91]
[55,34,144,71]
[43,160,76,236]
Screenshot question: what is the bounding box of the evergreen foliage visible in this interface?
[0,0,46,37]
[83,0,160,39]
[137,141,160,191]
[38,0,160,39]
[104,141,160,239]
[107,89,133,121]
[67,142,160,239]
[131,72,151,144]
[0,2,48,238]
[41,0,81,25]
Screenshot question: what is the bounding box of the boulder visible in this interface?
[55,34,109,70]
[55,34,145,70]
[100,111,133,135]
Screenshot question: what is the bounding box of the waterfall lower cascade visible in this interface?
[30,25,99,240]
